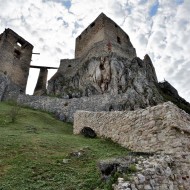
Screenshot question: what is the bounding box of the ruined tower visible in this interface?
[75,13,136,60]
[0,28,33,93]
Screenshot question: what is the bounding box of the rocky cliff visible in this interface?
[47,52,190,116]
[47,53,163,109]
[158,81,190,114]
[0,71,22,101]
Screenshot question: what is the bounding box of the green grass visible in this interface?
[0,102,129,190]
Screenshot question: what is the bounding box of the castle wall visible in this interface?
[74,102,190,154]
[75,14,105,58]
[104,16,136,60]
[58,58,81,77]
[0,29,33,92]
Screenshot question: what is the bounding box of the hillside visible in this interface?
[0,102,129,190]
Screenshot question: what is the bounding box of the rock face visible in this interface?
[48,54,162,107]
[0,71,22,101]
[158,81,190,114]
[47,13,160,108]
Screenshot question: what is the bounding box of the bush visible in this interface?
[8,102,21,123]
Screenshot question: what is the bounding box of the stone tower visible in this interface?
[75,13,136,60]
[0,28,33,93]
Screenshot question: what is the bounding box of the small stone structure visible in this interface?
[74,101,190,189]
[0,28,33,93]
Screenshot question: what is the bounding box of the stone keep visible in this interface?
[0,28,33,93]
[75,13,136,60]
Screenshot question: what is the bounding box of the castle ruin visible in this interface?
[0,29,33,95]
[47,13,140,98]
[0,13,190,189]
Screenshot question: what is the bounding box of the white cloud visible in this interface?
[0,0,189,102]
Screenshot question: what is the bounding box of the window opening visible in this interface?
[117,36,121,44]
[90,22,95,28]
[14,49,21,59]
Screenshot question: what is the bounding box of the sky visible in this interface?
[0,0,190,101]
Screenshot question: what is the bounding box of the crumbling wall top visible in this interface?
[0,28,33,92]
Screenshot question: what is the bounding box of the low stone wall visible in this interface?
[74,102,190,154]
[17,92,162,122]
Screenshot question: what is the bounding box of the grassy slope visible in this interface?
[0,102,129,190]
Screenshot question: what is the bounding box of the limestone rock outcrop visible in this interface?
[0,71,22,101]
[47,13,161,109]
[158,81,190,114]
[47,54,163,109]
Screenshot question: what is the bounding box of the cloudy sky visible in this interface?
[0,0,189,101]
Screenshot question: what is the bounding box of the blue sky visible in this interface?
[43,0,72,8]
[0,0,189,101]
[149,1,159,16]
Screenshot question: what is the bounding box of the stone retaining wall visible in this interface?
[17,91,162,122]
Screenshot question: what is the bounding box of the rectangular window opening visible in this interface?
[117,36,121,44]
[17,42,22,47]
[14,49,21,59]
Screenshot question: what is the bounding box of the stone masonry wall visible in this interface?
[75,13,136,60]
[75,13,105,58]
[104,15,136,60]
[18,87,163,123]
[0,28,33,92]
[74,101,190,154]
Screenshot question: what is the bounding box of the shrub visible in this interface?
[8,102,21,123]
